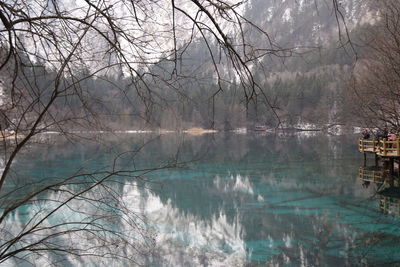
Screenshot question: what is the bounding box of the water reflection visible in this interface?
[3,133,400,266]
[123,181,248,266]
[359,166,400,216]
[213,174,254,195]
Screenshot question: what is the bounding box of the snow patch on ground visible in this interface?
[232,128,247,134]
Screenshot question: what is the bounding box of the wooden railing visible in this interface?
[359,167,385,183]
[380,196,400,215]
[358,139,378,153]
[359,138,400,157]
[378,139,400,156]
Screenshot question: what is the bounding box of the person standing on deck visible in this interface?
[388,130,397,141]
[362,129,370,139]
[377,128,388,140]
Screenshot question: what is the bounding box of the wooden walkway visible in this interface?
[359,139,400,157]
[359,139,400,216]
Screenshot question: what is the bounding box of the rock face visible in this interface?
[246,0,372,46]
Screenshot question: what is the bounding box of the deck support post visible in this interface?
[364,153,367,167]
[383,139,387,156]
[375,154,379,166]
[390,158,395,175]
[383,158,389,169]
[398,160,400,178]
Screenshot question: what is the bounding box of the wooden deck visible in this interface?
[359,138,400,157]
[358,167,400,215]
[380,196,400,215]
[358,167,385,183]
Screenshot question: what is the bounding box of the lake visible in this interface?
[2,132,400,266]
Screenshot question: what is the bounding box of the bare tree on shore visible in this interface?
[346,0,400,131]
[0,0,349,265]
[0,0,284,264]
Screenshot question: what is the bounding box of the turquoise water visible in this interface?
[2,132,400,266]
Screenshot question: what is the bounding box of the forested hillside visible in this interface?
[111,0,377,130]
[0,0,377,131]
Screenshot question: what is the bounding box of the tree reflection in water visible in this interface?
[3,133,400,265]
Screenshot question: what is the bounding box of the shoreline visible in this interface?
[34,125,360,136]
